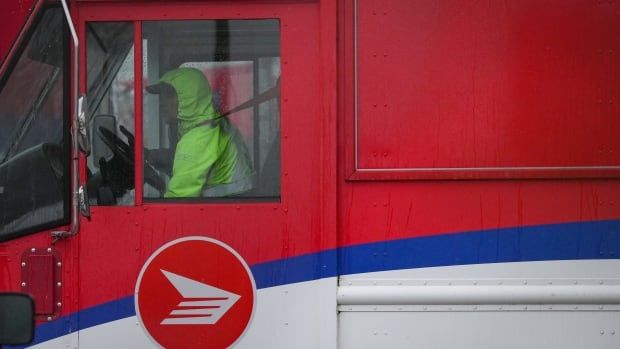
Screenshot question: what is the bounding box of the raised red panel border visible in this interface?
[348,167,620,181]
[341,0,620,181]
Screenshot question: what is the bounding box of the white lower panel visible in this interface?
[339,260,620,349]
[29,277,336,349]
[30,333,78,349]
[236,277,336,349]
[339,311,620,349]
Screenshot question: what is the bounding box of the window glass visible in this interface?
[142,20,280,200]
[85,22,135,206]
[0,7,69,240]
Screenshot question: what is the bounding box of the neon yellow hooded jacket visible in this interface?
[157,67,253,198]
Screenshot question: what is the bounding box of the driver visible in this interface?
[146,67,254,198]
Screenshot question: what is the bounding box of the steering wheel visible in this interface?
[97,126,167,192]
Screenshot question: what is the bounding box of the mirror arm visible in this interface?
[52,0,90,241]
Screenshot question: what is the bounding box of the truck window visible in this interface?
[86,22,135,206]
[0,6,69,240]
[142,20,281,200]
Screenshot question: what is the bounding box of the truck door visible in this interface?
[76,2,335,348]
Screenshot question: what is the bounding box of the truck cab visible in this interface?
[1,1,620,349]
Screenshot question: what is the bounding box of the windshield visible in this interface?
[0,7,69,240]
[0,9,64,162]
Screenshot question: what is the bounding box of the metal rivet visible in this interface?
[47,248,52,252]
[21,282,26,287]
[57,302,62,307]
[47,317,52,322]
[57,282,62,287]
[57,262,62,267]
[21,262,26,267]
[611,330,616,335]
[31,248,36,252]
[601,330,605,335]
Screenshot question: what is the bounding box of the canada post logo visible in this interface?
[135,237,256,348]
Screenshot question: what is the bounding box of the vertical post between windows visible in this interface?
[134,21,143,205]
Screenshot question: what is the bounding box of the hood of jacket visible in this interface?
[159,67,219,136]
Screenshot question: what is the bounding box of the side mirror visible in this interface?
[0,293,34,346]
[77,95,91,156]
[91,114,117,168]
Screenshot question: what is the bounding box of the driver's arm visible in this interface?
[164,126,220,198]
